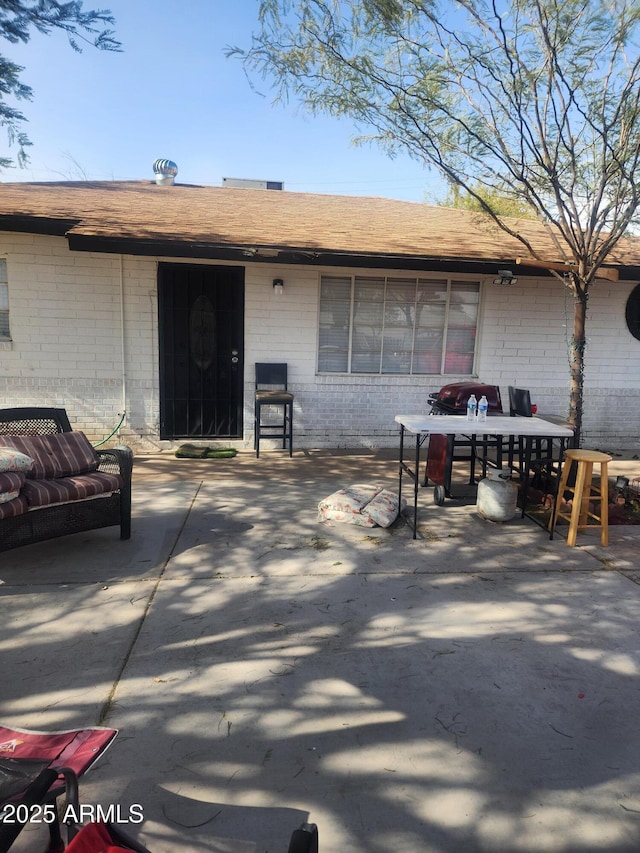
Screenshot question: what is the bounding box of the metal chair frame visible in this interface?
[254,363,294,458]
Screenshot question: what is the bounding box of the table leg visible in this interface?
[412,433,421,538]
[398,423,405,509]
[397,425,425,540]
[445,434,455,495]
[519,437,531,517]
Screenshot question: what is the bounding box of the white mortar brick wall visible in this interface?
[0,235,127,439]
[0,234,638,451]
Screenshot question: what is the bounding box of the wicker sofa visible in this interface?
[0,407,132,552]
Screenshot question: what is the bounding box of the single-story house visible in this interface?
[0,167,638,452]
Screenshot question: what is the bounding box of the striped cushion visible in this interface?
[21,472,123,508]
[0,432,99,479]
[0,471,26,504]
[0,436,59,479]
[0,494,28,519]
[40,432,99,477]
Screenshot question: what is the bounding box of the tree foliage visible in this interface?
[0,1,120,168]
[441,182,535,218]
[233,0,640,441]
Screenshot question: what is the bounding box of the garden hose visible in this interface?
[93,412,126,448]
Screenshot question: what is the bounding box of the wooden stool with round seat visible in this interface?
[548,449,612,546]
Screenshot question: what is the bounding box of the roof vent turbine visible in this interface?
[153,159,178,186]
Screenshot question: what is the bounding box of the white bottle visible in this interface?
[478,395,488,423]
[466,394,477,421]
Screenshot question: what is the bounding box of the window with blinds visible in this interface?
[318,275,479,374]
[0,260,9,340]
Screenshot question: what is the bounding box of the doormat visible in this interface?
[175,444,237,459]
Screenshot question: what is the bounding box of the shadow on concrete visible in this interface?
[3,451,640,852]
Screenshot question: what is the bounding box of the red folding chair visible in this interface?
[0,723,316,852]
[64,815,150,853]
[0,722,117,852]
[287,823,318,853]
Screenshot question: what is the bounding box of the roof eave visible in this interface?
[0,213,78,237]
[1,221,633,279]
[66,232,543,276]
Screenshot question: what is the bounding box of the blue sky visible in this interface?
[0,0,439,203]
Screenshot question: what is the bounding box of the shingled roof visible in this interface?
[0,179,638,277]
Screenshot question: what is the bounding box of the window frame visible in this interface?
[317,272,481,376]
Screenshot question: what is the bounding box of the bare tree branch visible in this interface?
[229,0,640,440]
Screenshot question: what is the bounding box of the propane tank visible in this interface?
[476,469,518,522]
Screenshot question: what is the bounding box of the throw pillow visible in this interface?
[0,447,34,475]
[360,489,402,528]
[318,484,402,528]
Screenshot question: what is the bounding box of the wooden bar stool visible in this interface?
[548,449,612,546]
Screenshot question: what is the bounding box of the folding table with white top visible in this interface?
[395,414,575,538]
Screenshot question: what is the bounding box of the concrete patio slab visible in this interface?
[0,480,200,585]
[2,449,640,853]
[63,569,640,852]
[166,478,614,580]
[0,581,151,728]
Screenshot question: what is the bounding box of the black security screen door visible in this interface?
[158,263,245,439]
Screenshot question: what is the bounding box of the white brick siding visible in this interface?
[0,233,638,452]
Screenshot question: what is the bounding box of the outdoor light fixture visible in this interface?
[493,269,518,286]
[273,278,284,295]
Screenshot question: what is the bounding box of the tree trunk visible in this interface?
[568,293,587,448]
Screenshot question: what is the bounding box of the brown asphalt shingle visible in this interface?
[0,179,638,267]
